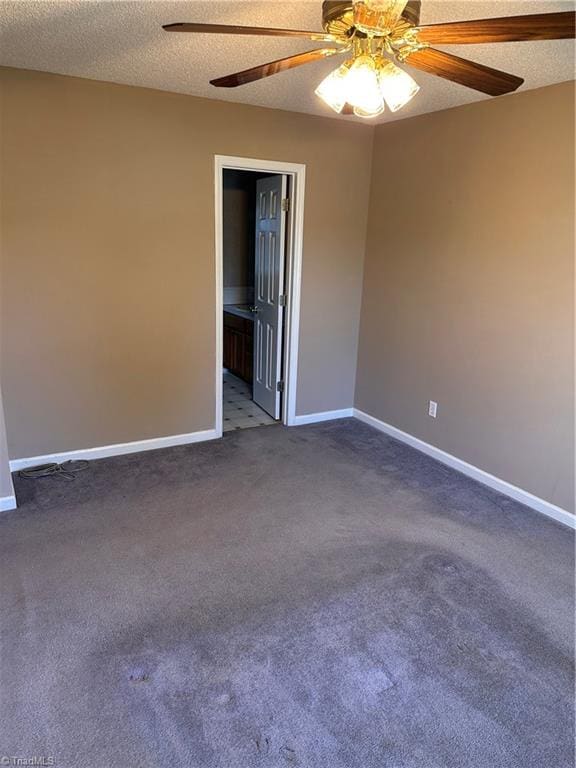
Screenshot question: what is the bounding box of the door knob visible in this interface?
[249,306,260,313]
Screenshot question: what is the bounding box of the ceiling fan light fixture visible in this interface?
[314,62,351,113]
[345,54,385,114]
[353,0,409,36]
[378,59,420,112]
[165,9,575,116]
[353,103,386,118]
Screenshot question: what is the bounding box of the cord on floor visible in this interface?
[18,460,90,482]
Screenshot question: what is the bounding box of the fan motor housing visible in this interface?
[321,1,421,36]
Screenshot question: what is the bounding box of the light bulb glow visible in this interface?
[345,55,384,115]
[378,59,420,112]
[314,63,351,114]
[315,53,419,119]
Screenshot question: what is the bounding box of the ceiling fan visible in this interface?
[163,1,576,118]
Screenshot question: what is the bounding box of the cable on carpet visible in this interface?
[18,460,90,482]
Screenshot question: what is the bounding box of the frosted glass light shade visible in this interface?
[378,59,420,112]
[314,63,351,114]
[353,104,385,119]
[345,55,384,115]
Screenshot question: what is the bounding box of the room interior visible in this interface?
[0,2,574,767]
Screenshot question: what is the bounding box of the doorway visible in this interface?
[214,156,306,436]
[222,170,283,431]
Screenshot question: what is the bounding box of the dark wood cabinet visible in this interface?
[223,312,253,384]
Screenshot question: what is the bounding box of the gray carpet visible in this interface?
[1,419,574,768]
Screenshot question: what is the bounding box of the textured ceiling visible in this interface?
[0,1,574,123]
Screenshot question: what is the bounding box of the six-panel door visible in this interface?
[252,175,287,419]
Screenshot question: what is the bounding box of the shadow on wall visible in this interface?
[0,389,14,501]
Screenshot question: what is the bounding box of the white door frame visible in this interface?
[214,155,306,436]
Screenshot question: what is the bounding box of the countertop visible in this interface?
[224,304,254,321]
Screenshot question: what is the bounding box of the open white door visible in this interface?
[253,174,288,420]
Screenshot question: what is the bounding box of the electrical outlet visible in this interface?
[428,400,438,418]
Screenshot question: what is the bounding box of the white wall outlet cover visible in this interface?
[428,401,438,418]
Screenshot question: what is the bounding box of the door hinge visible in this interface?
[279,294,287,307]
[281,197,290,212]
[277,381,285,393]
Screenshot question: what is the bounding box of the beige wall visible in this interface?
[223,182,251,291]
[1,67,573,514]
[355,82,575,513]
[0,78,13,500]
[223,170,256,292]
[0,67,373,458]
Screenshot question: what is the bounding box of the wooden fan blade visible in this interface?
[163,22,337,42]
[416,11,576,44]
[210,48,341,88]
[405,48,524,96]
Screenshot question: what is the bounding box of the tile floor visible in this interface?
[223,372,276,431]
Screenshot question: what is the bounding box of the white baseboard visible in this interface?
[0,493,17,512]
[8,412,573,529]
[353,409,575,529]
[290,408,354,426]
[9,428,219,472]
